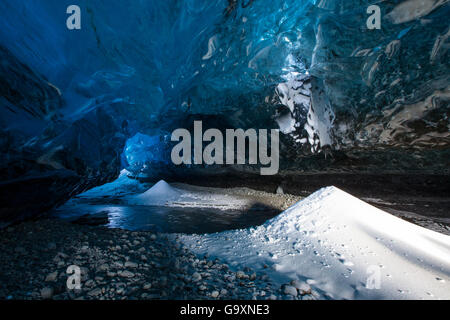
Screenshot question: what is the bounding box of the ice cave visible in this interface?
[0,0,449,303]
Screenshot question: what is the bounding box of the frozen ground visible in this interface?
[125,180,300,212]
[52,172,301,234]
[126,180,252,210]
[177,186,450,300]
[53,174,450,299]
[69,169,300,212]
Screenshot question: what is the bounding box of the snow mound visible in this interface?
[129,180,182,206]
[141,180,181,198]
[126,180,251,209]
[179,186,450,300]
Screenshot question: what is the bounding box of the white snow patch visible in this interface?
[126,180,252,210]
[178,186,450,300]
[128,180,182,206]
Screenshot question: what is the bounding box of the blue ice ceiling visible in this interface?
[0,0,449,221]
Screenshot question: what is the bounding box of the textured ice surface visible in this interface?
[123,133,171,173]
[1,0,448,157]
[2,1,447,153]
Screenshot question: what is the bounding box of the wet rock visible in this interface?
[124,261,138,268]
[45,271,58,282]
[85,280,95,288]
[192,272,202,282]
[290,280,311,295]
[98,263,109,272]
[143,283,152,290]
[283,285,298,297]
[40,287,54,300]
[88,288,102,297]
[118,270,135,278]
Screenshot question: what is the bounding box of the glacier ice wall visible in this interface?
[0,0,449,221]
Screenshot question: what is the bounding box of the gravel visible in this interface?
[0,219,287,300]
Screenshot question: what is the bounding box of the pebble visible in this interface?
[98,264,109,271]
[0,219,278,300]
[45,271,58,282]
[192,272,202,282]
[85,280,95,288]
[40,287,54,300]
[124,261,138,268]
[291,280,311,295]
[143,283,152,290]
[119,270,135,278]
[283,285,298,296]
[88,288,102,297]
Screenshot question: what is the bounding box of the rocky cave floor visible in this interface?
[0,219,314,301]
[1,181,448,301]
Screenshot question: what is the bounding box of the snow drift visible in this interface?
[179,186,450,300]
[126,180,252,210]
